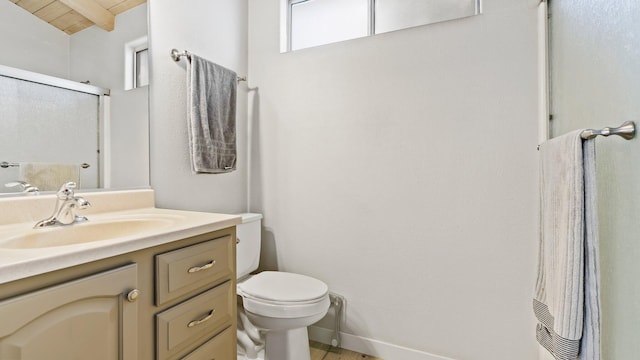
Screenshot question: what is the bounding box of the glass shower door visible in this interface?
[0,74,100,192]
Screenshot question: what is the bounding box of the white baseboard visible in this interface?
[308,326,457,360]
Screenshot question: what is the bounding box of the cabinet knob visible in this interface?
[127,289,140,302]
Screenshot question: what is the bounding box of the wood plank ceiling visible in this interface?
[8,0,146,34]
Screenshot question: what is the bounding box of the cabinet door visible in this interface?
[0,264,138,360]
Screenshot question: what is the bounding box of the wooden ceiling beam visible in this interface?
[57,0,114,31]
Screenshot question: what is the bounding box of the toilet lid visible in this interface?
[238,271,328,302]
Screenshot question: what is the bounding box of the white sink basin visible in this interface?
[0,214,184,249]
[0,189,242,285]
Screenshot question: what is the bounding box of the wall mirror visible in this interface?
[0,0,149,195]
[281,0,482,52]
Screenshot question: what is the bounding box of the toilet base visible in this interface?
[264,327,311,360]
[237,349,264,360]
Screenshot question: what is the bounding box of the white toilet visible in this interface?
[236,213,330,360]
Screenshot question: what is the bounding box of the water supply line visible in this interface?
[329,293,344,348]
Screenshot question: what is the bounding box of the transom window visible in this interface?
[283,0,482,52]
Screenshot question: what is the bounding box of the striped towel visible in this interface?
[534,130,601,360]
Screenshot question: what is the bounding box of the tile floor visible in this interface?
[310,341,383,360]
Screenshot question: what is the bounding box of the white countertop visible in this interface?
[0,189,241,284]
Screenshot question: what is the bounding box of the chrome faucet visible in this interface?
[5,181,39,194]
[34,182,91,228]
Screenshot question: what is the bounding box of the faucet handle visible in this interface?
[75,197,91,209]
[57,181,77,200]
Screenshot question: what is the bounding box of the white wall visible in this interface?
[148,0,248,213]
[549,1,640,358]
[70,4,150,189]
[248,0,541,359]
[0,1,69,78]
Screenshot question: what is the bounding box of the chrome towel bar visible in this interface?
[581,121,635,140]
[170,49,247,82]
[1,162,90,169]
[0,162,19,168]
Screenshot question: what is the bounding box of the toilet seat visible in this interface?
[238,271,329,318]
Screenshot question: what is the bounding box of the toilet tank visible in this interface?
[236,213,263,279]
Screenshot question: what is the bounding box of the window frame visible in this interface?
[124,36,149,90]
[282,0,481,52]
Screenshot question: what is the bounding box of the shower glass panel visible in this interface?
[290,0,369,51]
[0,75,100,191]
[375,0,478,34]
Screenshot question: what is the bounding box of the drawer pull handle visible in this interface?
[187,260,216,273]
[187,309,215,328]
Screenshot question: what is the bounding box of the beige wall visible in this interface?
[248,0,541,359]
[148,0,249,213]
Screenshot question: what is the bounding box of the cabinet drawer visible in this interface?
[180,327,234,360]
[156,236,233,305]
[156,281,233,360]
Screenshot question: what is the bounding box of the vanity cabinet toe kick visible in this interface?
[0,227,237,360]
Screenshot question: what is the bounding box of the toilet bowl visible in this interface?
[236,214,330,360]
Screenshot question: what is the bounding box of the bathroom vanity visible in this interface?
[0,189,240,360]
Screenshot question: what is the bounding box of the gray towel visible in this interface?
[534,130,601,360]
[187,54,237,173]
